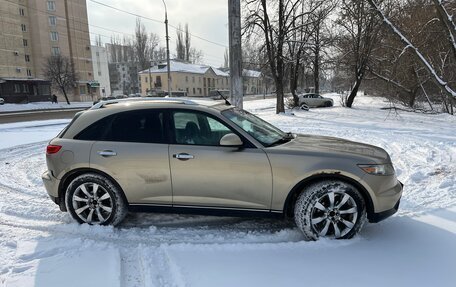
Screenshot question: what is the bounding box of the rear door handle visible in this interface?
[98,150,117,157]
[173,153,194,160]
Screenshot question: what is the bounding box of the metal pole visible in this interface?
[148,63,152,95]
[228,0,243,108]
[162,0,171,97]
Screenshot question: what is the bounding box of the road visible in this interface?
[0,108,85,124]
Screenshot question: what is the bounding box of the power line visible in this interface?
[88,0,228,48]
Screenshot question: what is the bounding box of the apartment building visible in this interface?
[91,45,110,98]
[0,0,94,103]
[138,60,230,97]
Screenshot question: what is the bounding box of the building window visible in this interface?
[192,76,195,83]
[25,55,30,62]
[98,71,101,76]
[27,69,32,76]
[51,47,60,55]
[79,85,86,95]
[21,24,27,32]
[47,1,56,11]
[50,31,58,41]
[185,76,188,82]
[14,84,21,93]
[23,84,29,92]
[19,8,25,16]
[23,39,28,46]
[145,77,148,83]
[49,16,56,26]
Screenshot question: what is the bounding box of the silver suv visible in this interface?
[298,93,334,108]
[42,98,403,240]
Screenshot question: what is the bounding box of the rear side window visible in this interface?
[74,110,166,144]
[74,116,111,141]
[105,110,166,143]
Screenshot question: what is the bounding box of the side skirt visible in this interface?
[128,204,284,219]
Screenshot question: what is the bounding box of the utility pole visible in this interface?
[228,0,243,108]
[162,0,172,97]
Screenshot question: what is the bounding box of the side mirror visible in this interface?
[220,133,243,147]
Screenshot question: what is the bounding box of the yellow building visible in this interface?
[0,0,94,103]
[139,60,230,97]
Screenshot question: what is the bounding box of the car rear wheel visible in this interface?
[324,101,333,107]
[65,173,128,226]
[294,180,366,240]
[300,103,310,111]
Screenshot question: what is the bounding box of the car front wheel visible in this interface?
[294,180,366,240]
[65,173,128,226]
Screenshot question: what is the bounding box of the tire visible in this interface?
[324,101,333,107]
[300,103,310,111]
[294,180,366,241]
[65,173,128,226]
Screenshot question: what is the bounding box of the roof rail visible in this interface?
[90,97,202,110]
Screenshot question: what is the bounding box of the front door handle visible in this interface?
[98,150,117,157]
[173,153,194,160]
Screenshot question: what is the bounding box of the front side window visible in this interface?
[173,111,232,146]
[222,108,286,147]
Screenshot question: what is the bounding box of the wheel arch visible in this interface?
[283,173,374,218]
[58,168,129,212]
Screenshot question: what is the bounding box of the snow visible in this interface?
[0,102,92,113]
[0,94,455,286]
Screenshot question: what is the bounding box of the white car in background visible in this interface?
[298,93,333,108]
[0,97,4,105]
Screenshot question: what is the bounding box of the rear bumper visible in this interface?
[42,170,63,209]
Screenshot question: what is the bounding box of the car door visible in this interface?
[168,110,272,210]
[89,109,172,205]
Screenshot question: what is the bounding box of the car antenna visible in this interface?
[216,90,231,105]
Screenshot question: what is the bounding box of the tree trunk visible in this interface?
[276,80,285,113]
[346,79,362,108]
[62,88,70,105]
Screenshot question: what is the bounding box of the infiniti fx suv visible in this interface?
[42,98,403,240]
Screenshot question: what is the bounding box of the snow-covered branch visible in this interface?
[367,0,456,99]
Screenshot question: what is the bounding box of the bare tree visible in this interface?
[185,23,191,62]
[135,18,151,70]
[336,0,381,107]
[43,55,78,105]
[176,23,186,60]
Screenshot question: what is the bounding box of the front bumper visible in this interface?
[368,181,403,223]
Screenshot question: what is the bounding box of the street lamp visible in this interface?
[162,0,171,97]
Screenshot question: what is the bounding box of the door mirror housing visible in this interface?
[220,133,243,147]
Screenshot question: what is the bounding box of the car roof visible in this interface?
[90,97,230,111]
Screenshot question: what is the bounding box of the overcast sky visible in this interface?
[87,0,229,67]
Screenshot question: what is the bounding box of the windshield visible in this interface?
[222,108,288,147]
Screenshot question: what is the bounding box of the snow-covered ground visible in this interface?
[0,94,455,286]
[0,102,92,113]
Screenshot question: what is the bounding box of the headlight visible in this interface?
[358,164,395,176]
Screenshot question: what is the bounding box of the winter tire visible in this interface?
[65,173,128,226]
[294,180,367,241]
[300,103,310,111]
[324,101,333,107]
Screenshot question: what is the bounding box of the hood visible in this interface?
[271,134,390,163]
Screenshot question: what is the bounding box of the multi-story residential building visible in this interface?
[109,62,140,96]
[91,45,110,98]
[138,60,230,97]
[0,0,94,103]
